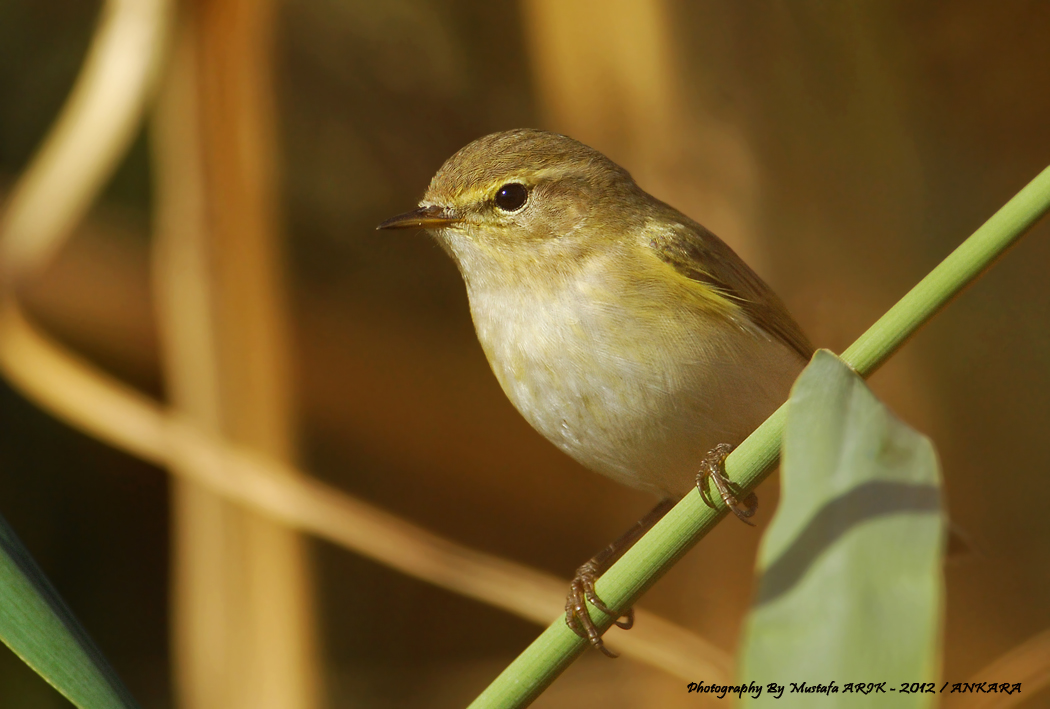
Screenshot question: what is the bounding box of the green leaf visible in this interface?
[0,513,139,709]
[739,350,945,707]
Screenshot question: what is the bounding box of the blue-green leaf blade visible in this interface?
[739,350,945,707]
[0,513,139,709]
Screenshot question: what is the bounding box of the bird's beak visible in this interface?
[376,205,460,230]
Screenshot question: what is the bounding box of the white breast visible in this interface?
[460,249,804,497]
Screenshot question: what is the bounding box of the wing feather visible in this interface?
[647,217,814,361]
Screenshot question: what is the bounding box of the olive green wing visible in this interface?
[649,218,815,361]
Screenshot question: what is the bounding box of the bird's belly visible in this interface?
[471,293,803,497]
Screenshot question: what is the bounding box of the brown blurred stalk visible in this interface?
[948,627,1050,709]
[151,1,321,708]
[521,0,764,265]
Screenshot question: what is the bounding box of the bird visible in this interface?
[378,129,813,655]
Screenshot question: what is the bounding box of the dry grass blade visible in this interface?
[946,628,1050,709]
[0,298,732,683]
[0,0,172,285]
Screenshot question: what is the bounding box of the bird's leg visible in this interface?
[565,497,675,657]
[696,442,758,525]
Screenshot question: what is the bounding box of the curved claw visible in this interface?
[614,607,634,630]
[562,498,673,658]
[564,562,630,658]
[697,474,716,509]
[695,443,758,525]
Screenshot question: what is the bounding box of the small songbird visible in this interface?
[378,129,813,655]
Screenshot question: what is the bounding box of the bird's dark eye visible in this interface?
[494,183,528,212]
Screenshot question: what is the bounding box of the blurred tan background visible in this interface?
[1,0,1049,707]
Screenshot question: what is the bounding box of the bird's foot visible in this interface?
[696,442,758,525]
[565,558,633,658]
[562,498,673,657]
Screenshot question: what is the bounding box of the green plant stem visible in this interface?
[468,165,1050,709]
